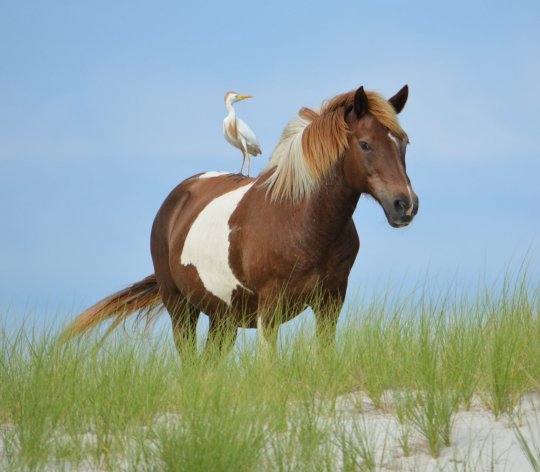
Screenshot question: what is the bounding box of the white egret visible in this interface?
[223,92,261,176]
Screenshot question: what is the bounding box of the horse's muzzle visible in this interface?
[385,194,419,228]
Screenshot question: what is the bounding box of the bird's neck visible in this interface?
[225,101,236,115]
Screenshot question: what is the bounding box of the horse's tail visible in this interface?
[61,274,163,340]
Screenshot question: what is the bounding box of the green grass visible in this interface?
[0,273,539,470]
[513,394,540,471]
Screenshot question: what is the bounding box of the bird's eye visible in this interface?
[359,141,371,152]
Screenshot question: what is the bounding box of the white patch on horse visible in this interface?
[199,171,231,179]
[406,185,414,216]
[389,132,415,216]
[181,183,254,305]
[388,132,400,151]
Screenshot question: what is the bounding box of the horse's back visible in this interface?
[153,172,250,235]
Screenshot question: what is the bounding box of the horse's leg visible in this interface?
[257,314,278,349]
[162,291,200,358]
[256,288,283,351]
[313,291,345,348]
[205,315,237,357]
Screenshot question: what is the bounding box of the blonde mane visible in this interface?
[262,89,405,203]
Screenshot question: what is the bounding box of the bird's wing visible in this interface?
[237,118,262,155]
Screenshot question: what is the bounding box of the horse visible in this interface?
[63,85,419,353]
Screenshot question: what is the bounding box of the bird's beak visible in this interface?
[237,95,253,101]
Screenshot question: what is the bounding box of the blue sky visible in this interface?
[1,0,539,326]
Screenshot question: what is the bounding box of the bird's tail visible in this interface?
[60,274,163,341]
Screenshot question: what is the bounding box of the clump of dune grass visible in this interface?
[482,275,535,417]
[0,269,539,470]
[513,395,540,471]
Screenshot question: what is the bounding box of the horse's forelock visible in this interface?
[364,91,406,139]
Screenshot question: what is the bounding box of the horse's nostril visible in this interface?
[394,198,407,213]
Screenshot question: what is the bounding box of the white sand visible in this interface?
[329,391,540,471]
[1,393,539,470]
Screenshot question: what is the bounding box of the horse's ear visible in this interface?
[388,85,409,114]
[353,86,368,118]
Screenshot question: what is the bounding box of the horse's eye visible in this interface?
[359,141,371,152]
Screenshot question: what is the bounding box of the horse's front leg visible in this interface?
[313,291,345,348]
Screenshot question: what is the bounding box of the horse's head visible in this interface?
[343,86,419,228]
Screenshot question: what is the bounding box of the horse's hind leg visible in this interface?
[204,315,237,357]
[162,291,199,357]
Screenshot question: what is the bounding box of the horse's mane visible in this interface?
[262,89,405,203]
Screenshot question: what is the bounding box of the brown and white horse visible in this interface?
[64,85,418,352]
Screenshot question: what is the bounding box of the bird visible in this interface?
[223,91,262,177]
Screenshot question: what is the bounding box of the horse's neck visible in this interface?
[302,169,360,245]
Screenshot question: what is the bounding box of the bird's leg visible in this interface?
[247,155,251,177]
[239,139,249,175]
[240,153,246,174]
